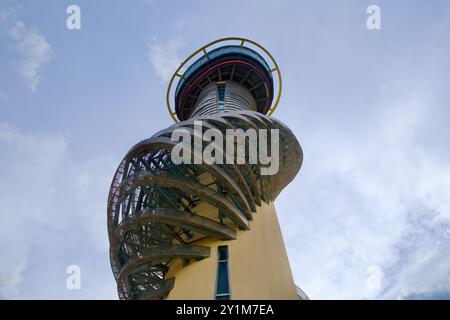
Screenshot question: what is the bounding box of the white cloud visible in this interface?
[0,123,67,298]
[10,21,53,91]
[279,72,450,299]
[1,10,53,92]
[147,36,183,83]
[0,124,116,299]
[0,249,27,299]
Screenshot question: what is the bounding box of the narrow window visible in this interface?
[215,245,230,300]
[217,83,225,113]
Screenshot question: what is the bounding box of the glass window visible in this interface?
[215,246,230,300]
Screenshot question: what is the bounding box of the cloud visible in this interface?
[0,123,67,298]
[0,250,27,298]
[147,36,183,83]
[0,123,117,299]
[1,10,53,92]
[10,21,53,91]
[279,65,450,299]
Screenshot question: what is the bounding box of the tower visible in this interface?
[107,38,304,300]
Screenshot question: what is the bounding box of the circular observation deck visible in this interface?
[166,37,282,122]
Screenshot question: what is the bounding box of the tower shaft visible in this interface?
[191,81,257,117]
[166,201,297,299]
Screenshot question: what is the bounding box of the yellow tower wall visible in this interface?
[166,201,297,300]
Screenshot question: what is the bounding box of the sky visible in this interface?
[1,0,450,300]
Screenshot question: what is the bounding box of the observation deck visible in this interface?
[107,38,302,300]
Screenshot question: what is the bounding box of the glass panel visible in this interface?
[216,262,229,294]
[218,246,228,261]
[217,84,225,113]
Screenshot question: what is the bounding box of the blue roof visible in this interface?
[174,45,272,99]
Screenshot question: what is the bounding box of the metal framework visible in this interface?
[107,38,303,300]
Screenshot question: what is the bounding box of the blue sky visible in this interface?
[1,0,450,299]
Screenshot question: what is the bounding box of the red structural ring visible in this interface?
[177,60,273,118]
